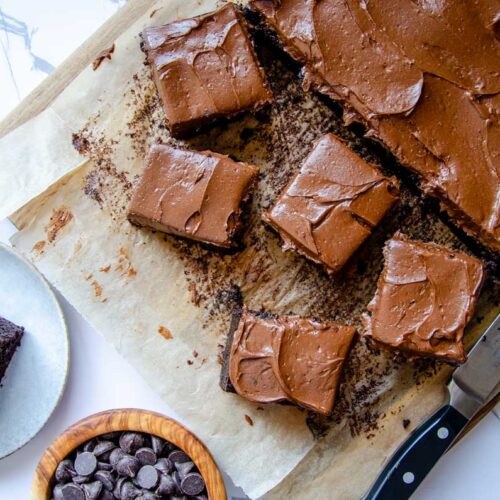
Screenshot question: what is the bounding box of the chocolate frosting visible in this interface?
[263,133,399,274]
[363,233,485,364]
[142,3,272,136]
[229,309,356,414]
[128,144,258,247]
[252,0,500,252]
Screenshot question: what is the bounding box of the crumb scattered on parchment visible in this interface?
[158,326,173,340]
[32,240,46,253]
[403,419,411,429]
[193,350,199,358]
[46,207,73,243]
[149,8,160,17]
[85,273,93,281]
[116,247,137,277]
[100,264,111,273]
[91,280,103,297]
[187,359,194,366]
[244,415,254,426]
[93,44,115,71]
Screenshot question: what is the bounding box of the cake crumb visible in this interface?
[100,265,111,273]
[93,44,115,71]
[244,415,254,426]
[32,240,46,253]
[91,280,103,297]
[403,419,411,429]
[158,326,173,340]
[46,207,73,243]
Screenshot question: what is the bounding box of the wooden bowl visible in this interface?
[32,408,227,499]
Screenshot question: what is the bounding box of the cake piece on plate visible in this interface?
[128,144,258,248]
[141,3,272,137]
[220,308,356,415]
[263,133,399,274]
[363,233,485,364]
[0,316,24,386]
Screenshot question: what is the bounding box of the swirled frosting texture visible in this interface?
[127,144,258,247]
[251,0,500,252]
[142,3,272,136]
[363,233,485,364]
[263,133,399,274]
[229,309,356,414]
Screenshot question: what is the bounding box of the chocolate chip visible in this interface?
[61,483,85,500]
[74,452,97,476]
[173,471,182,491]
[135,447,156,465]
[136,493,160,500]
[55,459,75,483]
[120,481,142,500]
[72,475,90,485]
[168,450,191,464]
[99,491,114,500]
[156,474,177,496]
[96,461,113,471]
[94,470,114,491]
[113,477,127,499]
[180,473,205,496]
[175,461,194,479]
[53,484,64,500]
[150,436,166,456]
[116,455,140,478]
[83,439,97,453]
[154,457,172,474]
[119,432,145,454]
[92,441,115,459]
[109,447,126,466]
[82,481,102,500]
[136,465,159,490]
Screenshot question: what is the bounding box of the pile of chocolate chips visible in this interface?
[51,431,207,499]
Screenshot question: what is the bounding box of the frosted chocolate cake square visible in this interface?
[263,133,399,274]
[141,3,272,137]
[363,233,485,364]
[221,308,356,415]
[128,144,258,248]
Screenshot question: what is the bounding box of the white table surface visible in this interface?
[0,1,499,498]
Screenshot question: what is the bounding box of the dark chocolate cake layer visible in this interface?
[0,316,24,385]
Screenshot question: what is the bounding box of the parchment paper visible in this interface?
[2,0,499,498]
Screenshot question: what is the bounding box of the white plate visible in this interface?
[0,243,69,459]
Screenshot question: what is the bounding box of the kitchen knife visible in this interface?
[365,314,500,500]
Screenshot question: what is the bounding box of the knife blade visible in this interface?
[451,317,500,418]
[365,314,500,500]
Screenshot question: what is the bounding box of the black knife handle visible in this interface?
[365,405,469,500]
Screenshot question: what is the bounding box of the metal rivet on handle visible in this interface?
[402,472,415,484]
[437,427,449,439]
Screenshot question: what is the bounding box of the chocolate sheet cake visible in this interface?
[363,233,485,364]
[141,3,273,137]
[127,144,258,248]
[250,0,500,254]
[221,308,356,415]
[0,316,24,385]
[263,133,399,274]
